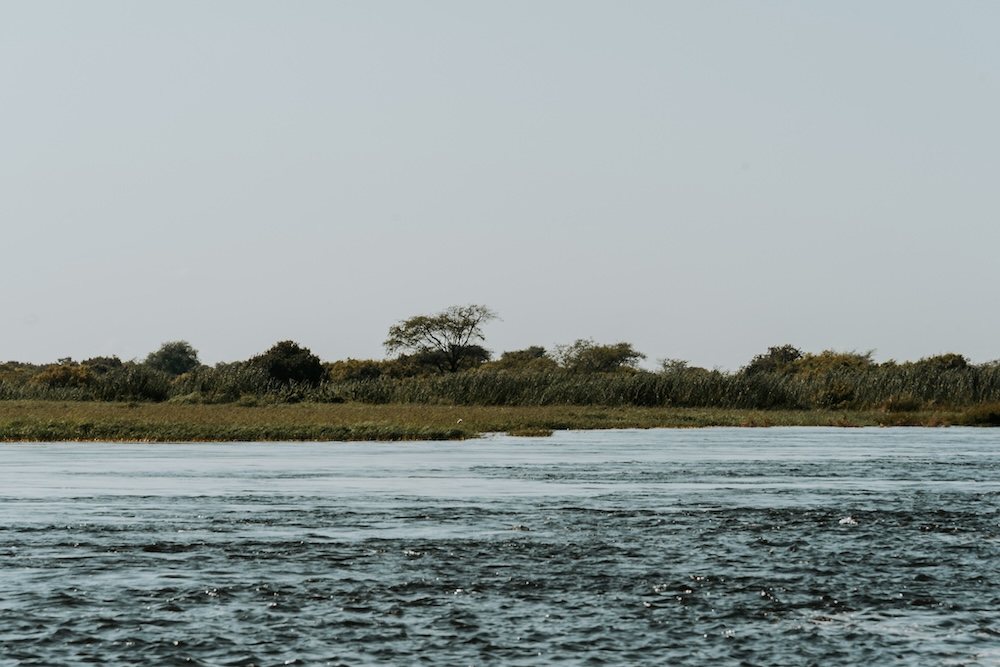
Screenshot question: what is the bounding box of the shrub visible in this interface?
[554,339,645,374]
[741,345,803,375]
[82,356,124,375]
[145,341,200,376]
[326,359,385,382]
[31,364,95,389]
[248,341,324,387]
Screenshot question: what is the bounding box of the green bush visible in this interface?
[145,341,200,376]
[554,339,646,374]
[248,341,324,387]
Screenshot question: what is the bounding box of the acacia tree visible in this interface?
[384,304,498,373]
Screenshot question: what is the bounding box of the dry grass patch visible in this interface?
[0,401,973,442]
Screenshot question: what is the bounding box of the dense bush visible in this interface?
[553,340,646,374]
[145,341,200,376]
[82,356,124,375]
[488,346,559,372]
[742,345,803,375]
[248,341,324,387]
[31,364,95,389]
[7,342,1000,413]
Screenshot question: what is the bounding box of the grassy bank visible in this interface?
[0,401,989,442]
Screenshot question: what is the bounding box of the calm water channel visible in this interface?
[2,428,1000,666]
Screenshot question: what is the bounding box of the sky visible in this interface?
[2,2,999,371]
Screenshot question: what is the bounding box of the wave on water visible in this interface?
[2,429,1000,665]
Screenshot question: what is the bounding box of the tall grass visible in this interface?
[6,360,1000,414]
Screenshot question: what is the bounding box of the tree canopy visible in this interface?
[741,344,803,375]
[248,341,324,386]
[554,339,646,374]
[384,304,498,373]
[145,341,200,376]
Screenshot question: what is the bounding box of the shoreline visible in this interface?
[0,400,989,442]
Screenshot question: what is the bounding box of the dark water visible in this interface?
[3,428,1000,666]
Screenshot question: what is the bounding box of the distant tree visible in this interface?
[660,359,702,376]
[502,346,548,363]
[742,344,803,375]
[404,345,493,375]
[794,350,874,377]
[384,304,498,373]
[145,341,200,376]
[554,339,646,374]
[487,346,558,372]
[82,356,124,375]
[248,341,324,386]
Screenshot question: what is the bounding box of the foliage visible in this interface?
[326,358,385,382]
[487,346,559,372]
[384,304,498,373]
[792,350,874,378]
[145,341,200,376]
[94,362,173,402]
[880,393,924,413]
[959,403,1000,426]
[741,345,803,375]
[0,362,41,386]
[913,353,969,372]
[501,346,549,363]
[82,356,124,375]
[399,345,492,375]
[31,364,96,389]
[170,362,279,403]
[554,339,645,374]
[248,341,324,387]
[6,334,1000,421]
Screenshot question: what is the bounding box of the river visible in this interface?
[2,427,999,665]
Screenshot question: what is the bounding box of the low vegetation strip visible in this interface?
[0,401,991,442]
[4,307,1000,435]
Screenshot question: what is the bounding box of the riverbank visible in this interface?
[0,400,990,442]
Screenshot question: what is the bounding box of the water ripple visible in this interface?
[2,429,1000,665]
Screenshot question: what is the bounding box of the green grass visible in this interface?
[0,400,980,442]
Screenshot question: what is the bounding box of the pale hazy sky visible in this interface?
[3,2,998,370]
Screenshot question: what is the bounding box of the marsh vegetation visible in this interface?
[3,306,1000,439]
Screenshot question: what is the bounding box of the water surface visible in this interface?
[3,428,1000,665]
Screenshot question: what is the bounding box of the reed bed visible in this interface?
[327,365,1000,411]
[4,357,1000,441]
[8,361,1000,411]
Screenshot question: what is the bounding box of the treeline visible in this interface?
[3,339,1000,416]
[3,305,1000,416]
